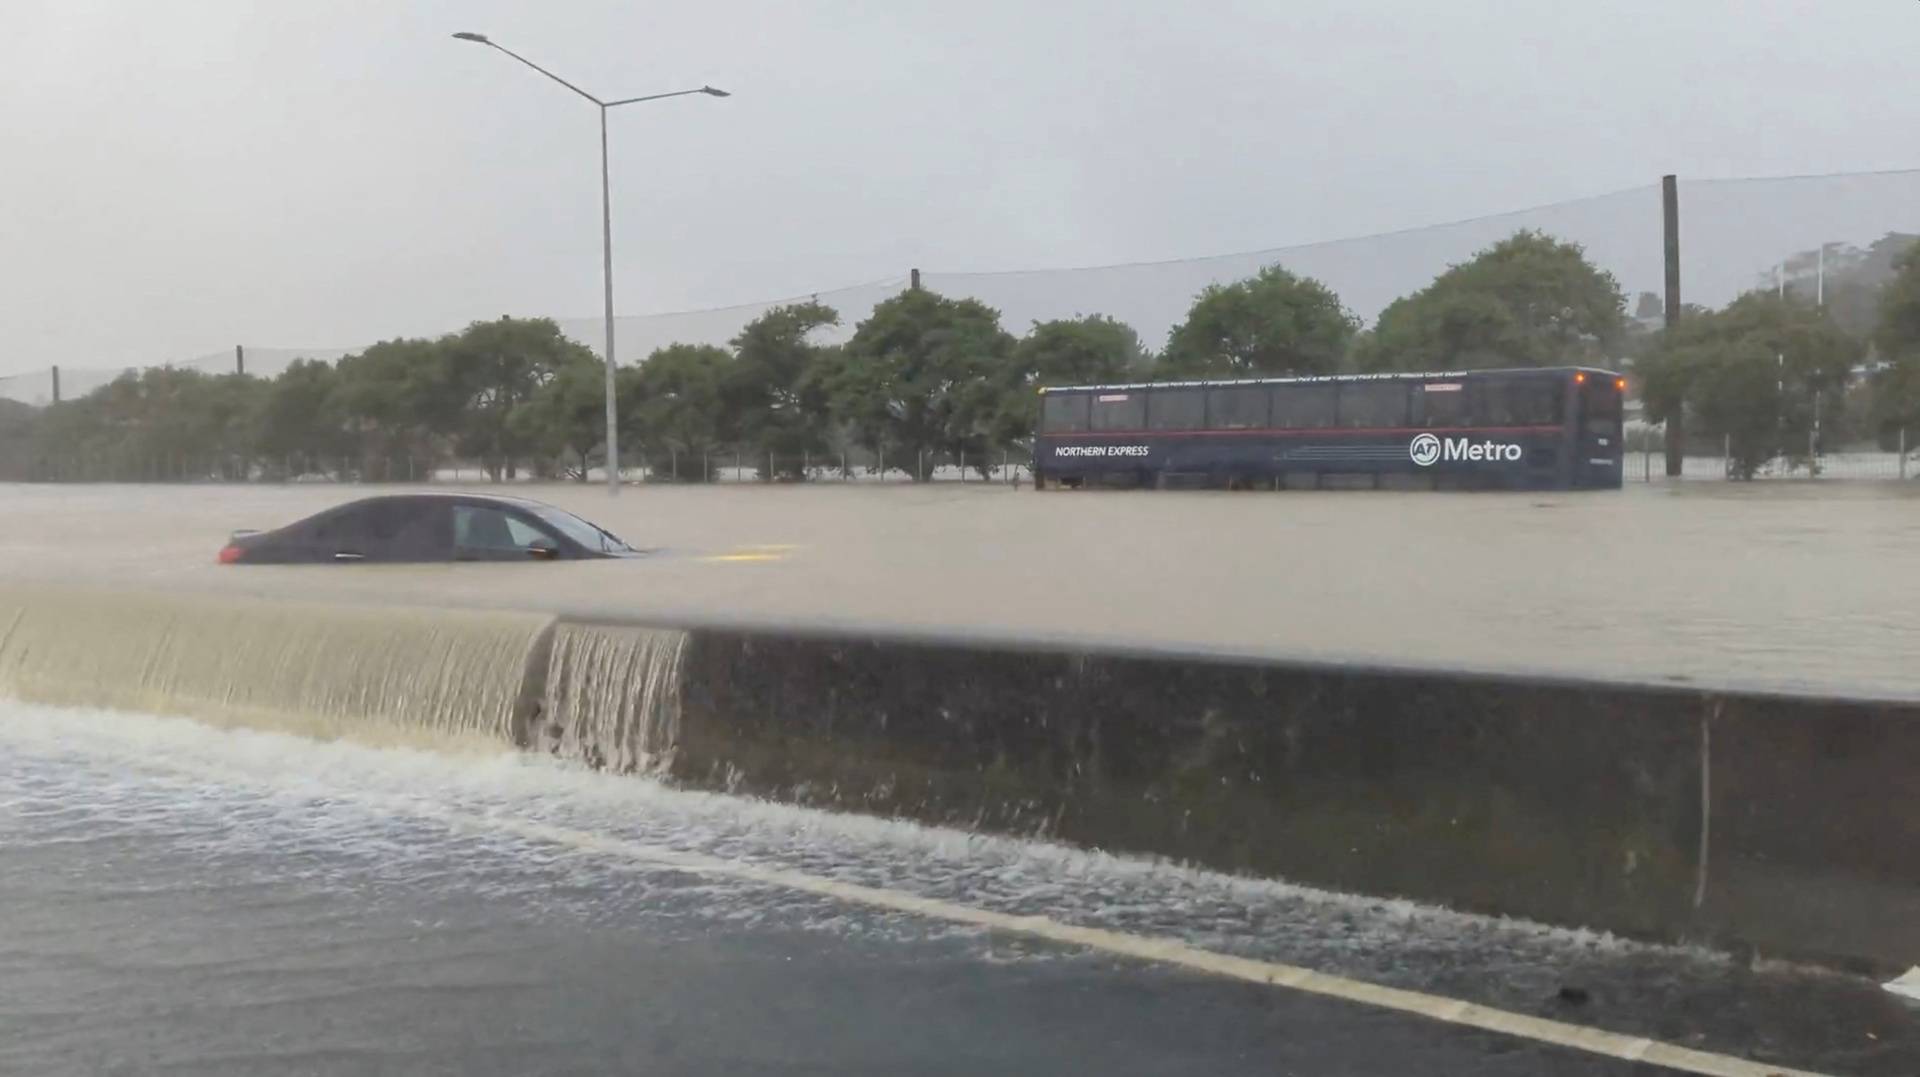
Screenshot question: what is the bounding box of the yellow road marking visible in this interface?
[698,552,788,563]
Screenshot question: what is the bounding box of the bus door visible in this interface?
[1574,373,1624,487]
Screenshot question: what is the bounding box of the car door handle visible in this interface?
[333,551,365,561]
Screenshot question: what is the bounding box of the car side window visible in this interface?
[454,505,555,551]
[308,500,444,556]
[308,505,377,547]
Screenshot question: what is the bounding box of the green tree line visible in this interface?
[6,228,1919,482]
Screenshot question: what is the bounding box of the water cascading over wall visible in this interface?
[0,583,552,751]
[528,621,688,773]
[7,581,1920,971]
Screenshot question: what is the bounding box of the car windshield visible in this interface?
[529,505,627,552]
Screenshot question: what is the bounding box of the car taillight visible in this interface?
[218,544,245,564]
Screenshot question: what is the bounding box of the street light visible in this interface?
[452,31,727,493]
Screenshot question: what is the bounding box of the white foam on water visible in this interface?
[0,695,1728,986]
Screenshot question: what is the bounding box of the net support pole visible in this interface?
[1662,174,1685,477]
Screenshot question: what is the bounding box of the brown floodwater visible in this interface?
[3,479,1917,700]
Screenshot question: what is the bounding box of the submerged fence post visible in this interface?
[1723,434,1731,478]
[841,450,848,481]
[1902,428,1909,480]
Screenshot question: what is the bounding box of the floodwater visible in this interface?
[5,702,1916,1075]
[3,479,1918,699]
[6,480,1920,1072]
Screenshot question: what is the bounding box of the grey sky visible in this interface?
[5,0,1919,377]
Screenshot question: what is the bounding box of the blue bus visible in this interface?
[1033,366,1624,491]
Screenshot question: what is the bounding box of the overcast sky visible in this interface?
[4,0,1919,376]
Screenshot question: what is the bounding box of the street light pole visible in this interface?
[599,103,617,492]
[452,31,727,494]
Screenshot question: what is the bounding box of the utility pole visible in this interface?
[235,344,245,376]
[1662,174,1684,477]
[50,365,60,404]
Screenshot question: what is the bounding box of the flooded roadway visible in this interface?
[5,480,1920,1073]
[3,479,1918,699]
[5,703,1914,1075]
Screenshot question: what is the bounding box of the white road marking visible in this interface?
[406,802,1825,1077]
[5,708,1823,1077]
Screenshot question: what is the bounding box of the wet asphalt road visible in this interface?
[0,712,1694,1077]
[4,820,1671,1077]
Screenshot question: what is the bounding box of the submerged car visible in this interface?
[218,493,639,564]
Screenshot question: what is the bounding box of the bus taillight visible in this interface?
[1574,372,1586,384]
[1615,377,1627,391]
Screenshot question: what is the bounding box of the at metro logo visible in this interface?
[1408,433,1524,466]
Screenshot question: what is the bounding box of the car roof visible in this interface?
[333,491,560,511]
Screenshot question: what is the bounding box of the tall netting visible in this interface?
[0,347,351,405]
[7,168,1919,479]
[588,171,1915,361]
[570,277,909,364]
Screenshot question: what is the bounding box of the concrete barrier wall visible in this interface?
[667,628,1920,970]
[5,580,1915,970]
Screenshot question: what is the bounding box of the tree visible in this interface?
[989,315,1149,448]
[633,343,731,479]
[1016,315,1149,386]
[440,317,595,480]
[1639,292,1861,478]
[329,337,451,474]
[1359,230,1626,372]
[1876,242,1920,361]
[1870,243,1920,444]
[510,355,609,481]
[1159,266,1355,377]
[0,399,36,479]
[822,288,1015,479]
[254,358,349,472]
[1765,233,1920,341]
[725,302,839,478]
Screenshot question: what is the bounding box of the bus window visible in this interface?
[1337,382,1409,428]
[1148,387,1204,430]
[1206,385,1268,429]
[1041,392,1090,433]
[1091,391,1146,431]
[1580,376,1622,437]
[1270,383,1337,429]
[1412,382,1475,427]
[1479,378,1563,426]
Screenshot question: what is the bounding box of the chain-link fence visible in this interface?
[1622,424,1914,482]
[6,448,1039,486]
